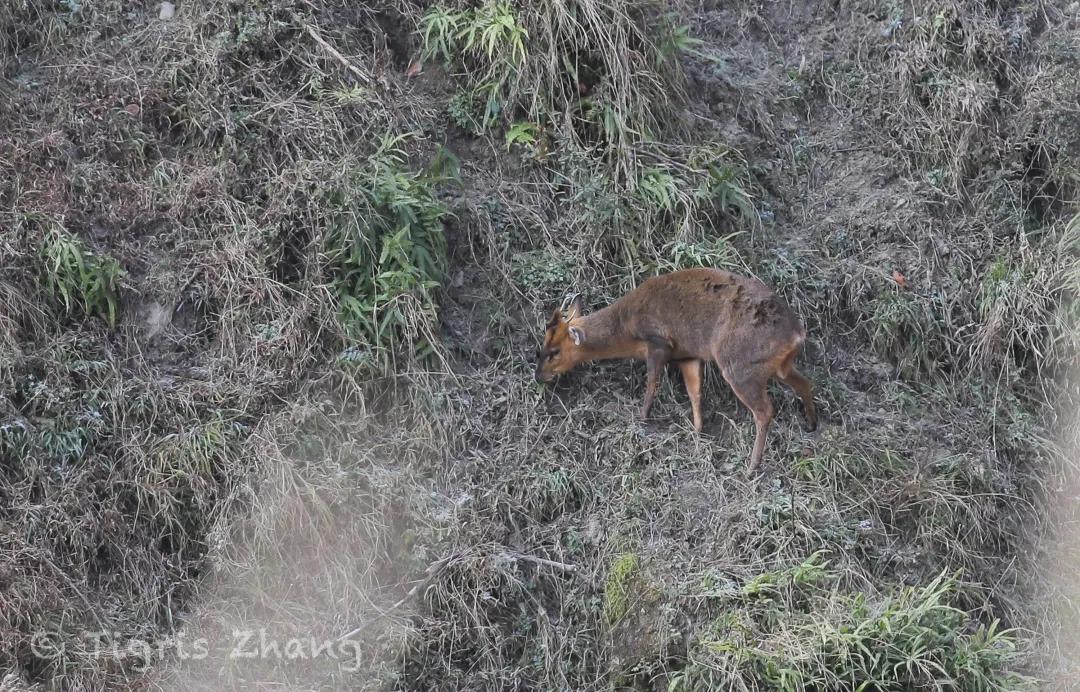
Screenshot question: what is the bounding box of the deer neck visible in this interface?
[575,303,641,362]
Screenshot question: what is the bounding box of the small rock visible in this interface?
[159,2,175,20]
[880,18,902,37]
[140,302,172,340]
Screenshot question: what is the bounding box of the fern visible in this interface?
[37,219,123,326]
[324,134,453,372]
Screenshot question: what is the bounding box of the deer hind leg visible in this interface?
[640,343,671,420]
[777,350,818,432]
[677,359,704,432]
[720,364,774,471]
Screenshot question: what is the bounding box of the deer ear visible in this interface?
[548,306,562,327]
[566,296,584,321]
[568,326,585,346]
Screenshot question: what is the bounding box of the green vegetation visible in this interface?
[324,134,452,370]
[510,248,574,302]
[36,218,122,326]
[675,567,1032,691]
[974,251,1059,380]
[421,1,754,288]
[869,288,951,379]
[419,0,692,169]
[604,551,640,623]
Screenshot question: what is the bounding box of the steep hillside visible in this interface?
[1,1,1078,689]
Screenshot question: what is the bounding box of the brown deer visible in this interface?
[534,267,817,470]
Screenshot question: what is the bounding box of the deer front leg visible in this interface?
[640,344,671,421]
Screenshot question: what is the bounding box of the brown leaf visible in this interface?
[405,60,423,79]
[892,270,907,288]
[124,103,141,116]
